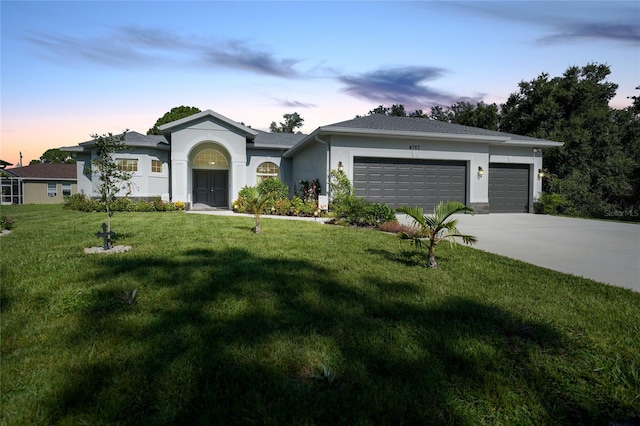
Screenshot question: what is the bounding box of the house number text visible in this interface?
[409,145,421,150]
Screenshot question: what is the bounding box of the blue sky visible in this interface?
[2,1,639,165]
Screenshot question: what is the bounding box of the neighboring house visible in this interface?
[63,110,562,213]
[1,163,77,204]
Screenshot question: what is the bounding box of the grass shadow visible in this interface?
[36,245,630,425]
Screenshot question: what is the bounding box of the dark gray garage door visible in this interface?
[489,163,530,213]
[353,157,466,210]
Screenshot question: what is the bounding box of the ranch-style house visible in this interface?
[64,109,563,213]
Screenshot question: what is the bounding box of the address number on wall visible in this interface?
[409,145,421,150]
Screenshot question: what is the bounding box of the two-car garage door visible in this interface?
[353,157,466,211]
[353,157,531,213]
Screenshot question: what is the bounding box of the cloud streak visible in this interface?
[442,1,640,46]
[25,26,302,77]
[273,98,317,108]
[339,66,481,109]
[538,22,640,45]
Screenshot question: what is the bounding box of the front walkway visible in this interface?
[187,209,331,223]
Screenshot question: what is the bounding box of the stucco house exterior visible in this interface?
[65,110,562,213]
[1,163,77,204]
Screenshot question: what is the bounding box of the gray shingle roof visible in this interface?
[253,130,307,149]
[325,114,556,144]
[77,131,169,149]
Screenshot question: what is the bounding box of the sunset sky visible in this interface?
[2,1,638,165]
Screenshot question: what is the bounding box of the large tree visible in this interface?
[364,104,426,118]
[269,112,304,133]
[147,106,201,135]
[429,101,499,131]
[500,63,638,216]
[29,148,76,165]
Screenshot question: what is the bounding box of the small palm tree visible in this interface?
[244,186,274,234]
[397,201,478,268]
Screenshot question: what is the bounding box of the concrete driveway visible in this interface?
[398,213,640,292]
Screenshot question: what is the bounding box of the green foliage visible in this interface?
[328,171,394,227]
[29,148,76,165]
[242,186,275,234]
[1,214,15,230]
[269,112,304,133]
[295,178,321,203]
[500,63,639,217]
[329,169,353,206]
[63,193,182,213]
[63,193,104,212]
[147,106,201,135]
[91,131,133,234]
[257,177,289,199]
[535,192,569,215]
[364,104,425,118]
[429,101,500,130]
[397,201,477,268]
[331,195,396,227]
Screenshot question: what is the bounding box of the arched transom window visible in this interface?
[257,162,280,181]
[193,149,229,167]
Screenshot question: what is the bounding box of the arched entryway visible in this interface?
[190,144,230,208]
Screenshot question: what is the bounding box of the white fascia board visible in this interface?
[501,139,564,147]
[323,127,508,142]
[158,109,258,137]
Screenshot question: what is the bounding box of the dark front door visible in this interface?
[193,170,228,207]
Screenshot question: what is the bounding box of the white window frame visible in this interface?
[47,182,57,197]
[256,162,280,181]
[117,158,138,172]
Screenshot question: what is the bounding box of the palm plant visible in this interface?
[396,201,478,268]
[244,186,274,234]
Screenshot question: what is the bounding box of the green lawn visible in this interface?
[1,205,639,425]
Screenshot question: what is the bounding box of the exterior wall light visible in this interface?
[477,166,484,177]
[538,169,545,179]
[337,161,344,173]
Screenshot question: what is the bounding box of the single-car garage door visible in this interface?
[353,157,466,210]
[489,163,530,213]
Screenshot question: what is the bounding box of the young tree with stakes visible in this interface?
[91,131,133,243]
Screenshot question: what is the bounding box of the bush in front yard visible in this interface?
[1,215,14,230]
[332,195,396,227]
[64,193,181,212]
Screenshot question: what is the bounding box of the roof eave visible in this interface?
[285,126,564,155]
[502,140,564,147]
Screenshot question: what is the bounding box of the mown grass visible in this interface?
[1,205,639,425]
